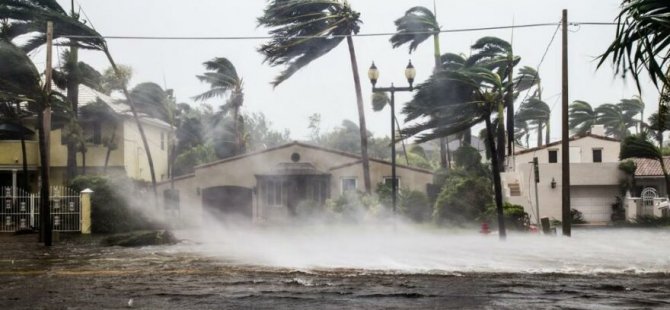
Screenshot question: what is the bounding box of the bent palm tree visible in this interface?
[258,0,372,193]
[516,97,550,146]
[390,5,451,168]
[596,103,634,139]
[193,57,244,155]
[569,100,598,135]
[401,64,508,239]
[619,97,645,134]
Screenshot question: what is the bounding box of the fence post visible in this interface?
[80,188,93,234]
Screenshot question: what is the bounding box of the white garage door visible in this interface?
[571,186,617,223]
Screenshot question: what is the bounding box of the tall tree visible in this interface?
[193,57,245,155]
[257,0,372,193]
[595,103,635,139]
[568,100,598,135]
[401,63,508,239]
[516,96,550,147]
[469,37,520,171]
[390,5,450,168]
[619,97,645,133]
[648,106,670,146]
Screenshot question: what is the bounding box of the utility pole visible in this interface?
[561,9,571,237]
[41,21,54,246]
[533,157,540,226]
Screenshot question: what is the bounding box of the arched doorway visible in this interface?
[201,186,252,221]
[640,187,658,216]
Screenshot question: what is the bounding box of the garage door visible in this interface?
[201,186,252,221]
[571,186,617,223]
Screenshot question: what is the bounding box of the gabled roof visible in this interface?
[514,133,620,155]
[632,157,670,177]
[195,141,433,174]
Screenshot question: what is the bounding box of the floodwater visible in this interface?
[1,227,670,309]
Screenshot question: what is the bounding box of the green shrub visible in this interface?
[631,215,670,227]
[434,174,493,224]
[70,175,158,234]
[483,202,530,231]
[571,208,587,224]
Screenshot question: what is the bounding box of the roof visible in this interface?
[73,85,172,129]
[514,133,620,155]
[195,141,434,174]
[258,162,330,176]
[632,157,670,177]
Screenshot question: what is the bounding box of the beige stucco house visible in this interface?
[503,127,623,224]
[0,85,172,189]
[157,141,434,224]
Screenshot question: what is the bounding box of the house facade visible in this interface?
[0,85,171,189]
[502,129,623,224]
[157,141,434,224]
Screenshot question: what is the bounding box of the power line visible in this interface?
[518,20,562,105]
[63,21,615,41]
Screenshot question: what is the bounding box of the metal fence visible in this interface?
[0,186,80,232]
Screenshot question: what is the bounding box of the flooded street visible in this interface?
[2,229,670,309]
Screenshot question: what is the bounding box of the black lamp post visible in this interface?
[368,60,416,215]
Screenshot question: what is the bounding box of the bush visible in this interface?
[70,175,159,234]
[611,196,626,222]
[433,174,493,224]
[571,208,587,224]
[399,190,432,222]
[631,215,670,227]
[483,202,530,231]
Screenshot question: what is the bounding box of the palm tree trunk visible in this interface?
[433,32,449,169]
[15,102,29,191]
[103,123,117,173]
[496,105,506,172]
[485,114,507,240]
[103,48,158,203]
[346,35,371,193]
[545,119,551,145]
[81,144,86,175]
[66,45,79,182]
[394,117,410,165]
[537,121,544,147]
[506,57,515,156]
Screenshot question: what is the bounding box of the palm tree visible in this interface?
[620,135,670,196]
[598,0,670,90]
[257,0,372,193]
[390,5,450,169]
[516,96,550,147]
[569,100,598,135]
[596,103,634,139]
[469,36,520,170]
[648,106,670,146]
[52,50,104,180]
[0,100,33,190]
[401,64,508,239]
[193,57,244,155]
[619,97,645,133]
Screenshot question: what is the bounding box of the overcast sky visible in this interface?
[47,0,660,143]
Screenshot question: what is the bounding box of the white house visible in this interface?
[502,126,623,224]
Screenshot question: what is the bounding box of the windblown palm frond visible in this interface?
[257,0,361,87]
[390,6,439,53]
[597,0,670,89]
[569,100,597,135]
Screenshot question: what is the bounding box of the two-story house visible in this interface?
[0,85,172,189]
[502,126,623,224]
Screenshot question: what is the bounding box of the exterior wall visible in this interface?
[505,136,623,224]
[0,140,39,168]
[123,119,170,182]
[156,143,434,226]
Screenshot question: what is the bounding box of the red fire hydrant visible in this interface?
[480,222,491,234]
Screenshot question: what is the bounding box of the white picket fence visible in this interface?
[0,186,81,232]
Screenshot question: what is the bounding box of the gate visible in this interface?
[0,186,81,232]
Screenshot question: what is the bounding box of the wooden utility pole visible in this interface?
[41,21,54,246]
[561,9,571,237]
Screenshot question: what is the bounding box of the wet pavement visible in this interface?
[1,233,670,309]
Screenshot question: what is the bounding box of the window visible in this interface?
[592,149,602,163]
[264,180,287,207]
[383,176,400,189]
[548,150,558,163]
[341,178,357,193]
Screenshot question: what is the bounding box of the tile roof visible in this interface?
[633,157,670,177]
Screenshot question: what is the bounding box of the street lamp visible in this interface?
[368,60,416,215]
